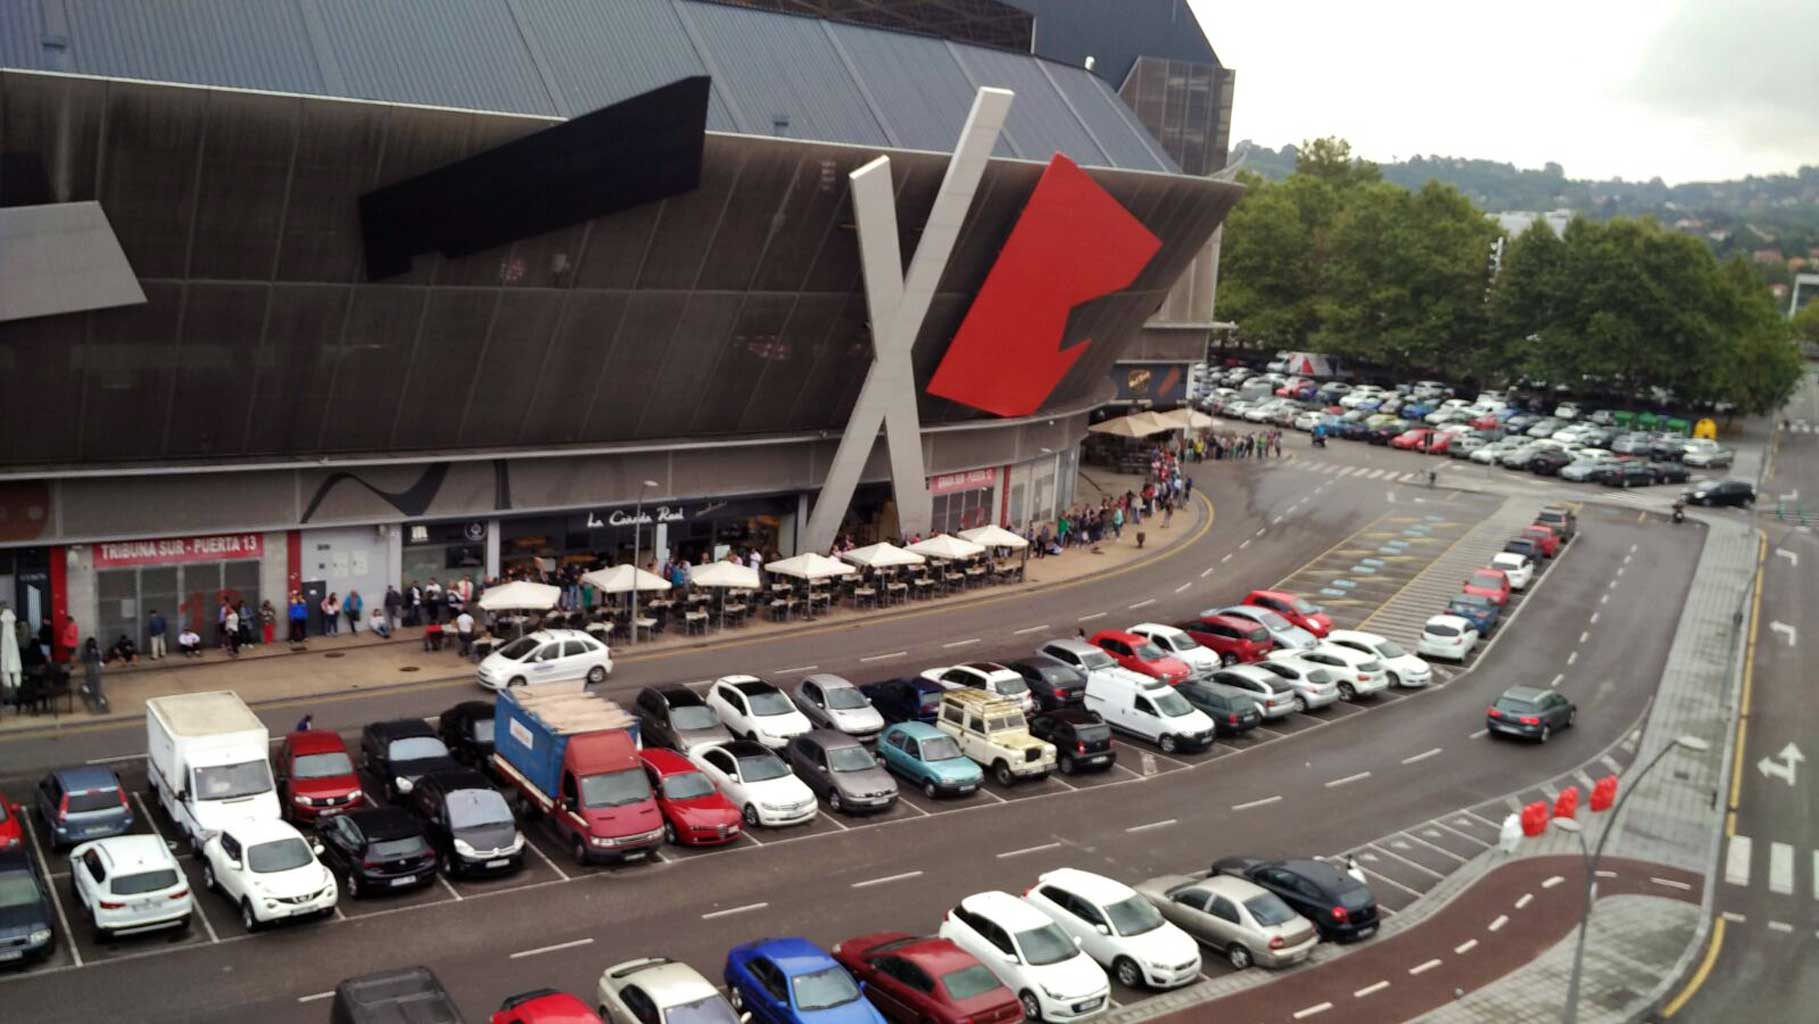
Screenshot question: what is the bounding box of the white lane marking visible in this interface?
[1273,516,1285,525]
[1233,795,1283,811]
[1409,958,1442,976]
[1128,598,1156,610]
[1175,583,1192,593]
[1608,579,1617,590]
[83,753,142,765]
[1325,771,1371,788]
[1077,612,1106,622]
[1650,876,1693,892]
[996,842,1062,859]
[860,651,907,662]
[438,874,465,901]
[851,870,924,889]
[22,815,81,966]
[1549,674,1564,689]
[1629,543,1637,553]
[523,829,572,882]
[942,638,981,648]
[771,664,817,674]
[1768,842,1794,895]
[1595,870,1618,879]
[1014,624,1050,635]
[1201,567,1216,578]
[1454,939,1478,954]
[1579,631,1589,644]
[1357,865,1423,899]
[1489,914,1509,932]
[1768,920,1795,933]
[1542,875,1565,889]
[1125,818,1177,833]
[1599,593,1608,605]
[1240,539,1252,549]
[1354,981,1390,998]
[702,902,769,920]
[297,992,335,1004]
[1567,651,1578,666]
[1721,911,1747,923]
[1401,747,1443,765]
[819,811,851,831]
[1469,728,1489,739]
[510,937,594,959]
[1600,755,1623,774]
[1813,851,1818,901]
[1222,553,1234,563]
[1589,612,1599,625]
[1256,527,1267,537]
[1293,1003,1333,1020]
[1515,893,1534,909]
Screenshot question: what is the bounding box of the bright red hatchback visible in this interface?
[0,787,22,853]
[639,748,742,846]
[1242,590,1334,637]
[275,730,365,824]
[833,932,1024,1024]
[1462,568,1512,606]
[490,989,603,1024]
[1089,630,1192,685]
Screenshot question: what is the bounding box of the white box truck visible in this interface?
[146,691,279,849]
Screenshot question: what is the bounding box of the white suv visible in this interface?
[69,834,193,938]
[940,890,1110,1022]
[707,676,813,749]
[476,629,612,690]
[1325,630,1431,689]
[1293,644,1390,700]
[200,818,337,930]
[1024,868,1201,990]
[1126,623,1219,678]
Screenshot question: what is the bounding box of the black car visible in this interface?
[1486,685,1576,742]
[1649,461,1690,485]
[360,720,457,802]
[1648,436,1689,461]
[1529,449,1573,476]
[1213,856,1379,941]
[406,769,524,877]
[1599,462,1655,488]
[1008,656,1088,711]
[1365,422,1408,445]
[332,967,462,1024]
[0,849,56,966]
[318,806,437,898]
[1177,681,1263,736]
[1027,709,1115,775]
[1503,538,1544,563]
[1685,480,1755,508]
[857,677,944,724]
[1534,504,1578,542]
[437,701,496,769]
[634,684,733,753]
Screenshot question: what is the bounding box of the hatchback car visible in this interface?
[1285,645,1389,701]
[1487,686,1576,742]
[200,818,338,930]
[406,769,525,877]
[1323,630,1431,689]
[708,676,815,749]
[1447,593,1502,636]
[785,731,898,815]
[1136,872,1317,970]
[1489,552,1534,590]
[1087,631,1192,686]
[1027,708,1116,775]
[725,936,885,1024]
[361,719,457,801]
[0,850,56,964]
[277,729,365,825]
[1176,682,1262,736]
[1174,616,1273,665]
[1462,568,1512,607]
[317,806,438,898]
[690,741,818,828]
[1417,615,1478,662]
[437,700,497,769]
[939,891,1110,1023]
[489,990,602,1024]
[1685,480,1754,507]
[639,747,741,846]
[1520,525,1561,558]
[791,675,886,743]
[1212,857,1378,941]
[476,628,612,690]
[1024,868,1200,990]
[634,684,733,754]
[859,678,946,725]
[1206,666,1299,719]
[831,932,1023,1024]
[1211,606,1316,651]
[1007,656,1087,710]
[598,957,741,1024]
[0,791,21,854]
[875,723,983,798]
[1126,622,1221,677]
[35,766,133,850]
[69,834,192,939]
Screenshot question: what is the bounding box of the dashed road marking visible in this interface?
[1128,598,1156,610]
[1293,1002,1334,1020]
[1222,553,1233,563]
[1125,818,1178,833]
[1232,796,1283,811]
[771,664,817,674]
[1722,911,1747,923]
[1325,771,1372,788]
[1014,624,1050,635]
[1515,893,1534,909]
[1549,674,1564,689]
[1489,914,1509,932]
[1454,939,1478,954]
[1354,981,1390,998]
[860,651,907,662]
[942,638,980,648]
[1768,920,1795,933]
[1542,876,1565,889]
[1579,631,1589,644]
[297,993,335,1004]
[510,937,593,959]
[1201,567,1216,578]
[1077,612,1106,622]
[1240,539,1252,549]
[1470,728,1489,739]
[851,870,924,889]
[1650,877,1693,892]
[1175,583,1192,593]
[1589,612,1599,625]
[1567,651,1578,666]
[1401,748,1443,765]
[1409,959,1442,976]
[702,902,769,920]
[1600,594,1608,604]
[997,842,1062,859]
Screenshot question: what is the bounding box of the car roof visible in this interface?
[1199,873,1273,902]
[83,833,177,869]
[223,817,308,844]
[286,729,350,754]
[639,748,697,776]
[1324,629,1384,645]
[1196,613,1260,630]
[720,740,776,759]
[1037,708,1104,726]
[940,689,1020,713]
[344,806,422,840]
[1426,615,1473,629]
[1490,552,1526,565]
[1011,654,1070,672]
[801,728,863,749]
[520,628,591,642]
[801,673,857,689]
[604,958,718,1005]
[883,721,945,742]
[369,718,437,739]
[652,684,707,707]
[441,700,494,721]
[735,937,836,975]
[1279,859,1347,888]
[728,678,778,696]
[1037,867,1135,904]
[421,767,492,793]
[1129,622,1182,637]
[1469,568,1508,579]
[52,765,121,790]
[1500,686,1549,701]
[1089,629,1146,646]
[960,890,1051,928]
[961,661,1012,674]
[1219,664,1282,684]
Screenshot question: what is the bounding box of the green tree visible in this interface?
[1793,301,1819,348]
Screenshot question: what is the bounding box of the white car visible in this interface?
[1682,439,1734,467]
[199,818,337,931]
[940,890,1110,1023]
[597,956,740,1024]
[1256,653,1341,710]
[689,741,817,828]
[1127,623,1220,677]
[1324,629,1432,689]
[1554,403,1580,420]
[1292,410,1325,432]
[476,628,612,690]
[1283,644,1388,700]
[1024,868,1201,990]
[1490,552,1534,590]
[1418,615,1479,662]
[707,676,813,748]
[1472,440,1521,464]
[922,662,1037,714]
[69,834,193,938]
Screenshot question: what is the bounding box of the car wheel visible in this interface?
[1228,944,1253,970]
[1540,725,1552,743]
[1020,990,1044,1021]
[572,835,591,867]
[1389,672,1402,688]
[202,862,217,893]
[828,792,843,813]
[1293,695,1308,714]
[728,987,745,1011]
[241,899,259,933]
[1567,709,1577,728]
[1114,956,1143,988]
[663,821,678,845]
[1339,682,1357,701]
[586,665,606,684]
[994,761,1014,787]
[1221,652,1237,667]
[176,913,192,933]
[1059,754,1076,775]
[743,804,760,828]
[923,780,939,799]
[344,871,361,899]
[90,911,109,943]
[440,851,457,879]
[507,676,526,689]
[1160,733,1179,754]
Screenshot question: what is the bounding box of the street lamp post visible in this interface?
[629,479,660,647]
[1554,733,1711,1024]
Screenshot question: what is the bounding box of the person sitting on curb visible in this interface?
[367,606,391,638]
[177,627,202,657]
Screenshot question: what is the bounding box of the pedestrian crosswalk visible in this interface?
[1285,459,1426,484]
[1279,456,1676,512]
[1724,834,1819,900]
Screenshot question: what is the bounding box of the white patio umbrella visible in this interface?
[907,533,986,560]
[762,553,821,580]
[689,561,760,590]
[1156,408,1215,430]
[476,580,560,611]
[1088,412,1175,438]
[581,565,671,594]
[806,553,856,577]
[958,524,1028,550]
[840,542,926,569]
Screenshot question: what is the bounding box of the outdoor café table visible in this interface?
[965,566,987,588]
[722,603,747,626]
[886,582,909,605]
[853,586,877,608]
[634,616,657,640]
[912,577,936,599]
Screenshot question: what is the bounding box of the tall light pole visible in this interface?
[1553,733,1711,1024]
[629,479,660,647]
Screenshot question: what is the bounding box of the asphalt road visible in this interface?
[0,456,1702,1023]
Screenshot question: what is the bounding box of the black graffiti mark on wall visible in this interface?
[300,463,451,524]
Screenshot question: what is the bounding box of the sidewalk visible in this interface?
[1,471,1209,736]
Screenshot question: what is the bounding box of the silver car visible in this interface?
[1212,606,1315,651]
[791,674,885,743]
[597,957,741,1024]
[1136,872,1318,970]
[783,730,898,814]
[1253,657,1341,711]
[1205,666,1299,719]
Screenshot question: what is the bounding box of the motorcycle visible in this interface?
[1672,501,1686,524]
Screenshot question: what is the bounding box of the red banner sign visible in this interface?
[94,533,265,569]
[928,468,997,496]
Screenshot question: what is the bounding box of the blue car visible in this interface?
[857,678,944,725]
[1402,401,1435,419]
[1446,593,1502,636]
[726,937,885,1024]
[35,766,134,850]
[875,722,983,798]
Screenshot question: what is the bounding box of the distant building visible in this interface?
[1492,210,1573,237]
[1753,249,1784,265]
[1793,274,1819,318]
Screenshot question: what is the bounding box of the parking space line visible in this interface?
[1432,819,1490,848]
[523,832,572,882]
[1357,865,1423,899]
[131,792,169,845]
[438,875,464,901]
[997,842,1062,859]
[1402,831,1468,863]
[1372,843,1445,879]
[22,814,81,967]
[976,786,1008,804]
[510,937,593,959]
[1046,773,1078,791]
[819,811,851,831]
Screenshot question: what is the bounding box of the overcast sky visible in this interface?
[1187,0,1819,184]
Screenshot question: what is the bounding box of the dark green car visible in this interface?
[1486,686,1576,742]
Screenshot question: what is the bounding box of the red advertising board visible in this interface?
[928,468,996,496]
[93,533,265,569]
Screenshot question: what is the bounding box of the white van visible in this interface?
[145,691,278,850]
[1083,674,1215,754]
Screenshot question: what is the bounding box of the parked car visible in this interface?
[68,833,192,939]
[475,628,612,690]
[1175,682,1262,736]
[406,769,525,878]
[1205,666,1300,719]
[1322,630,1431,689]
[724,937,885,1024]
[1600,462,1657,488]
[331,966,462,1024]
[35,766,133,850]
[0,849,55,964]
[1487,686,1576,742]
[1490,552,1534,590]
[1503,537,1546,564]
[1239,591,1332,638]
[1390,428,1436,451]
[639,748,741,847]
[708,676,814,749]
[1212,857,1378,942]
[787,674,886,744]
[276,730,365,825]
[1024,868,1201,990]
[690,741,818,828]
[1446,593,1502,637]
[1289,644,1390,700]
[1681,439,1734,467]
[316,806,437,898]
[933,690,1055,786]
[784,731,897,815]
[875,722,983,798]
[0,789,21,854]
[635,685,735,754]
[1126,623,1221,677]
[1082,672,1215,754]
[1685,480,1755,507]
[1461,568,1512,607]
[597,957,741,1024]
[1173,615,1274,665]
[200,818,338,930]
[940,891,1110,1023]
[922,663,1038,714]
[360,719,457,801]
[1007,656,1088,711]
[1212,606,1316,651]
[1418,614,1479,661]
[1086,630,1192,686]
[831,932,1023,1024]
[1027,708,1116,775]
[437,701,497,769]
[1135,872,1317,970]
[1648,461,1691,485]
[1520,524,1562,559]
[1528,448,1573,476]
[1254,655,1342,711]
[859,677,947,725]
[489,990,603,1024]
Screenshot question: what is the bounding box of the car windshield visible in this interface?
[446,788,514,829]
[1155,634,1194,653]
[113,869,180,895]
[1291,598,1321,615]
[1374,640,1407,658]
[918,691,943,711]
[193,760,273,800]
[1153,690,1196,718]
[1495,697,1541,714]
[748,691,795,716]
[670,705,719,731]
[1105,894,1166,936]
[1080,649,1116,670]
[824,687,869,710]
[496,637,539,660]
[1426,623,1460,637]
[1243,627,1270,643]
[1015,923,1078,966]
[579,767,652,809]
[1453,595,1492,611]
[1469,573,1503,589]
[470,719,495,743]
[1131,640,1168,660]
[246,837,314,873]
[992,676,1030,695]
[293,752,355,779]
[942,965,1003,1001]
[662,994,742,1024]
[1245,893,1298,926]
[736,754,790,782]
[984,713,1026,732]
[66,788,122,813]
[370,835,430,860]
[791,966,861,1011]
[1246,609,1290,630]
[0,872,42,909]
[827,746,876,772]
[920,736,964,761]
[388,737,449,763]
[661,773,717,800]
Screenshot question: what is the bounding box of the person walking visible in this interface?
[260,600,276,645]
[287,592,307,643]
[344,589,363,635]
[146,608,167,660]
[321,592,341,636]
[384,585,402,631]
[80,637,104,712]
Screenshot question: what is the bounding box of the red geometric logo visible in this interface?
[927,154,1161,417]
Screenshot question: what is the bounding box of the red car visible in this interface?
[1390,428,1436,451]
[1521,524,1561,558]
[639,748,742,846]
[1462,568,1512,606]
[833,932,1024,1024]
[1089,630,1192,685]
[1175,615,1274,665]
[1469,414,1501,431]
[275,730,365,824]
[490,990,602,1024]
[0,787,22,853]
[1241,589,1333,637]
[1424,432,1456,455]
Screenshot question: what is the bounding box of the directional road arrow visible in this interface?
[1770,621,1797,646]
[1758,742,1804,786]
[1776,548,1799,568]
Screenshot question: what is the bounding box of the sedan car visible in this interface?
[475,628,612,690]
[0,850,56,965]
[69,834,192,939]
[1087,630,1192,686]
[1176,682,1262,736]
[361,719,458,802]
[1487,686,1576,742]
[35,766,133,850]
[1206,666,1300,719]
[1174,615,1274,665]
[859,677,946,725]
[639,748,741,846]
[634,684,734,754]
[1007,656,1087,710]
[1685,480,1755,507]
[316,805,438,898]
[1212,857,1378,942]
[876,723,983,798]
[1240,590,1332,638]
[1027,708,1116,775]
[200,819,337,930]
[1212,605,1316,651]
[1490,552,1534,590]
[691,741,817,828]
[785,731,897,815]
[1446,593,1502,637]
[1417,614,1479,662]
[832,933,1022,1024]
[791,675,886,743]
[1136,872,1318,970]
[598,957,741,1024]
[1322,629,1431,689]
[725,937,885,1024]
[1127,623,1221,677]
[1462,568,1512,607]
[708,676,814,749]
[940,891,1109,1023]
[1255,654,1342,711]
[276,729,364,825]
[437,700,497,769]
[1024,868,1200,990]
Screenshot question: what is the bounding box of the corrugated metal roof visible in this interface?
[679,1,887,145]
[507,0,737,131]
[947,42,1110,168]
[826,22,1017,160]
[311,0,556,115]
[63,0,327,95]
[1044,61,1175,170]
[0,1,49,72]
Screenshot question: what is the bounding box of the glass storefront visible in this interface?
[499,496,796,575]
[402,521,487,589]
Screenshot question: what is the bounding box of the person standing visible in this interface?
[287,592,307,643]
[260,600,277,645]
[223,604,241,657]
[80,637,103,709]
[424,578,444,625]
[321,592,341,635]
[454,607,475,658]
[384,585,402,631]
[0,607,20,702]
[344,590,363,634]
[216,599,230,649]
[57,614,78,664]
[406,580,422,627]
[146,608,168,660]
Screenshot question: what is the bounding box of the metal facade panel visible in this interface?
[1046,62,1174,172]
[309,0,556,115]
[0,201,146,322]
[947,44,1109,169]
[61,0,327,95]
[510,0,736,132]
[681,1,887,147]
[0,1,48,70]
[824,22,1002,157]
